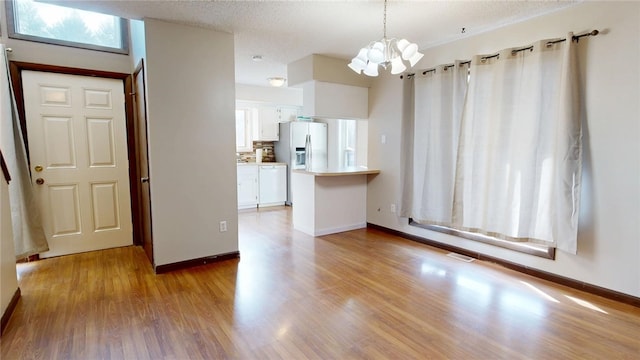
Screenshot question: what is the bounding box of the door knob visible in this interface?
[141,177,149,183]
[35,178,45,185]
[34,165,43,172]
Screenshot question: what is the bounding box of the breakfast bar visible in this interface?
[291,167,380,236]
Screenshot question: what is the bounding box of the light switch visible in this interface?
[381,134,386,144]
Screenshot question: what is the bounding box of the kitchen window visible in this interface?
[236,108,253,153]
[338,119,357,168]
[6,0,129,54]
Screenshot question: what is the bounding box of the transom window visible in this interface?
[6,0,129,54]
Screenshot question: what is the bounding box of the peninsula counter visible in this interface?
[291,167,380,236]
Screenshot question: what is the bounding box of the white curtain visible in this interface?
[411,62,468,225]
[0,45,48,258]
[398,75,415,217]
[453,35,581,253]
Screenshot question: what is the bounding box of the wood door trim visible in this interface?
[8,61,142,247]
[1,150,10,183]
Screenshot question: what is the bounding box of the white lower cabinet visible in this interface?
[237,164,286,209]
[237,165,258,209]
[259,164,286,207]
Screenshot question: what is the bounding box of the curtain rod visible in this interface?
[400,29,599,79]
[480,30,598,61]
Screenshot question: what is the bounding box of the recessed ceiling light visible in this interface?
[268,77,286,87]
[252,55,263,62]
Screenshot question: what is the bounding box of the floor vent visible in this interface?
[446,252,475,263]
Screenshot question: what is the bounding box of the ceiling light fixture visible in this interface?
[268,77,286,87]
[348,0,424,76]
[252,55,263,62]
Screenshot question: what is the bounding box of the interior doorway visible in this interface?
[9,62,147,261]
[22,70,132,257]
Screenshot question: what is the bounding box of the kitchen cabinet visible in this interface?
[237,165,258,209]
[278,106,299,122]
[237,163,287,209]
[253,106,300,141]
[253,106,280,141]
[259,164,287,207]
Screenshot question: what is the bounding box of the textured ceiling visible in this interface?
[56,1,578,86]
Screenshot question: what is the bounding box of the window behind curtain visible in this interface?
[402,36,582,254]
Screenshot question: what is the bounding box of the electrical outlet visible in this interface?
[390,203,396,213]
[219,221,227,232]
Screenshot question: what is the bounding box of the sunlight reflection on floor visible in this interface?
[565,295,609,314]
[521,281,560,303]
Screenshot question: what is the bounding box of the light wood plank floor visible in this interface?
[2,206,640,359]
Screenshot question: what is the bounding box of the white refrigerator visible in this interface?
[274,121,327,205]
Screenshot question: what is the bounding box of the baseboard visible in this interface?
[367,222,640,308]
[315,223,367,237]
[1,287,21,335]
[258,202,286,208]
[155,251,240,274]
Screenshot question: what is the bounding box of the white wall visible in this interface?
[0,176,18,318]
[235,84,302,106]
[356,119,368,167]
[367,2,640,297]
[130,19,146,70]
[143,19,239,267]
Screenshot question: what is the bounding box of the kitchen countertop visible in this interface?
[292,166,380,177]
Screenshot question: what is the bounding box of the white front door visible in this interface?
[22,71,132,258]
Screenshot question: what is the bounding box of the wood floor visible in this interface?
[2,206,639,359]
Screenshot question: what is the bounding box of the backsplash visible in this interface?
[237,141,276,162]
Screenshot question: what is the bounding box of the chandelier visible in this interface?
[348,0,424,76]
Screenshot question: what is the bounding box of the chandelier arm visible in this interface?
[349,0,424,76]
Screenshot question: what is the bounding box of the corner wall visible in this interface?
[143,19,239,266]
[367,2,640,297]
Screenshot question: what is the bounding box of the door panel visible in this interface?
[40,86,71,106]
[91,182,120,231]
[48,184,81,236]
[84,88,112,109]
[133,61,154,265]
[23,70,132,258]
[86,118,116,167]
[43,116,76,168]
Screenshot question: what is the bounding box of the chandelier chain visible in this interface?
[383,0,387,39]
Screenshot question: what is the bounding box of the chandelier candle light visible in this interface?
[348,0,424,76]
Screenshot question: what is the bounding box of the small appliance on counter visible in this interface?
[274,121,328,205]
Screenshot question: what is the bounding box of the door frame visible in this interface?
[9,61,143,249]
[132,59,153,265]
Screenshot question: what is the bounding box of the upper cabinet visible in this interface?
[237,103,301,144]
[278,107,299,122]
[254,106,280,141]
[253,106,300,141]
[301,81,368,120]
